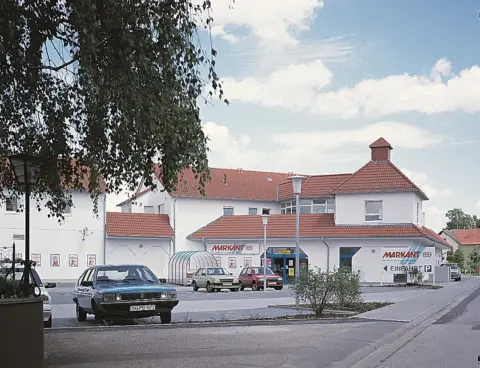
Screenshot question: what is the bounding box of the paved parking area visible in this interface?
[48,283,443,327]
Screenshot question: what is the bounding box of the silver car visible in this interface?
[441,263,462,281]
[0,264,56,327]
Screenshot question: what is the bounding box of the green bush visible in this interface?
[291,267,336,316]
[407,268,423,284]
[332,267,363,307]
[0,276,17,298]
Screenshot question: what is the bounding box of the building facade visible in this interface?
[118,137,451,284]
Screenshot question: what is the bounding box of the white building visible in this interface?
[0,190,106,282]
[117,137,451,284]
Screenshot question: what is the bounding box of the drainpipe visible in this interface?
[202,237,207,251]
[321,237,330,272]
[103,194,107,265]
[172,197,178,254]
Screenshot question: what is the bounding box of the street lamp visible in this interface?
[262,214,269,292]
[8,154,41,297]
[289,175,306,308]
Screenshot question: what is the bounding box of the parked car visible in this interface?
[441,263,462,281]
[72,264,179,324]
[0,263,56,327]
[191,267,240,292]
[238,266,283,291]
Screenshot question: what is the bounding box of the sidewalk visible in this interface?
[356,276,480,322]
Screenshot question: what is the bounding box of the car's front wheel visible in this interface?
[206,282,213,293]
[160,311,172,324]
[76,306,87,322]
[192,281,199,291]
[44,316,52,328]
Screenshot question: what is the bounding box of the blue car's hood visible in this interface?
[94,283,176,293]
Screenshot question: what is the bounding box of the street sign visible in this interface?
[381,247,436,274]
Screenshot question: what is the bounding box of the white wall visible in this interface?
[202,239,328,277]
[0,191,106,281]
[335,192,422,225]
[105,238,171,279]
[176,197,281,252]
[124,183,173,217]
[323,238,443,283]
[440,232,460,252]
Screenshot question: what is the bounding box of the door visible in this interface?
[285,257,296,284]
[77,269,93,309]
[239,268,252,287]
[195,268,206,288]
[339,247,361,272]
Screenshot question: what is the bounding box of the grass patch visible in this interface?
[272,301,392,314]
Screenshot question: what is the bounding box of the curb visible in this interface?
[329,280,480,368]
[45,316,376,333]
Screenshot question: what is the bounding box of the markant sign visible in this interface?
[381,246,435,274]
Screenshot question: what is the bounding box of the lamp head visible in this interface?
[288,175,306,195]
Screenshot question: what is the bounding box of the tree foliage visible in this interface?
[0,0,225,218]
[445,208,480,230]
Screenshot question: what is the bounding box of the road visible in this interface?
[45,319,405,367]
[371,285,480,367]
[49,284,433,327]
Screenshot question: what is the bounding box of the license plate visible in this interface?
[223,283,232,286]
[268,282,276,285]
[129,305,155,312]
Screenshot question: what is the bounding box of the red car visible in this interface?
[238,267,283,291]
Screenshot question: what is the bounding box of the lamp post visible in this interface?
[289,175,306,308]
[262,214,269,292]
[8,154,41,297]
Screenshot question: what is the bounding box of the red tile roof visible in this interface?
[451,229,480,245]
[330,160,427,199]
[369,137,393,148]
[160,167,302,201]
[278,173,352,200]
[187,214,450,246]
[106,212,173,238]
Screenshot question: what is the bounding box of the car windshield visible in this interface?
[250,267,275,275]
[442,264,458,269]
[95,265,159,284]
[207,268,230,275]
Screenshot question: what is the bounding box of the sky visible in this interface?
[108,0,480,232]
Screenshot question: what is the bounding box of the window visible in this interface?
[365,201,382,221]
[121,204,132,213]
[195,268,205,276]
[416,202,420,224]
[215,257,221,267]
[158,204,165,214]
[223,207,234,216]
[281,198,335,214]
[262,208,270,215]
[249,208,257,215]
[5,197,18,212]
[144,206,154,214]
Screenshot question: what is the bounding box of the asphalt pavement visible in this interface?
[49,284,434,327]
[365,281,480,367]
[45,319,405,367]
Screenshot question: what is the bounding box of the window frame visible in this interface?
[223,206,234,216]
[262,208,270,215]
[248,207,258,215]
[281,198,335,214]
[158,204,165,214]
[144,206,154,214]
[5,197,18,213]
[365,200,383,222]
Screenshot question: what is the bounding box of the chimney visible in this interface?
[369,137,393,161]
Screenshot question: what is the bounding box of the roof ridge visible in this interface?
[386,161,421,191]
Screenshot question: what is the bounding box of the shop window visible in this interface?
[249,208,257,215]
[365,201,382,222]
[223,207,234,216]
[215,257,221,267]
[228,257,236,268]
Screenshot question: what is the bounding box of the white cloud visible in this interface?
[400,168,454,199]
[203,121,446,175]
[211,25,239,43]
[222,59,333,111]
[207,0,324,46]
[223,58,480,119]
[423,205,447,233]
[477,199,480,207]
[274,122,445,151]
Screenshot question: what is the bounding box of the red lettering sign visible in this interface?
[382,251,421,259]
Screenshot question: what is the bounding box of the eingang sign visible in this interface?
[209,243,260,255]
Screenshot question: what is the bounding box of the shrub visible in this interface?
[407,268,423,284]
[0,276,17,298]
[291,267,336,316]
[332,267,363,307]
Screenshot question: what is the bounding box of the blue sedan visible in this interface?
[73,264,179,324]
